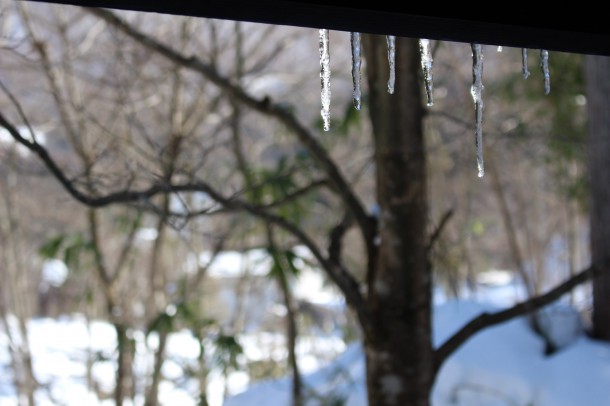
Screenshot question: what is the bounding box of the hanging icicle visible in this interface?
[419,39,434,106]
[351,32,362,110]
[522,48,530,79]
[319,29,331,131]
[540,49,550,95]
[470,44,485,178]
[386,35,396,94]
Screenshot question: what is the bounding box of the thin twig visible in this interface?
[427,208,454,254]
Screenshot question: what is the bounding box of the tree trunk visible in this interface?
[114,323,134,406]
[1,151,37,405]
[585,55,610,341]
[363,35,431,406]
[145,331,168,406]
[277,266,302,406]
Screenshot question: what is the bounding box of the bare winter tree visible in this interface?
[0,4,607,406]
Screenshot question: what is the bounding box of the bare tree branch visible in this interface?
[426,208,454,254]
[0,111,370,327]
[86,8,374,245]
[434,263,603,376]
[0,111,133,207]
[194,181,370,327]
[112,210,143,285]
[328,212,353,272]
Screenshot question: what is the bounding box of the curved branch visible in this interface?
[169,178,330,219]
[184,181,370,328]
[0,111,103,205]
[86,7,373,244]
[328,212,353,268]
[0,111,369,327]
[434,263,602,376]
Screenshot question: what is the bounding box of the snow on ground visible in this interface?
[227,300,610,406]
[2,266,608,406]
[0,318,344,406]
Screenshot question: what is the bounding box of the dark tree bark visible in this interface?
[585,55,610,341]
[363,35,431,406]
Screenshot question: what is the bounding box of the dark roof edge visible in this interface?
[27,0,610,56]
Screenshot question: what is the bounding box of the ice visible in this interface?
[540,49,550,95]
[350,32,362,110]
[319,29,331,131]
[470,44,485,178]
[522,48,530,79]
[386,35,395,94]
[419,39,434,106]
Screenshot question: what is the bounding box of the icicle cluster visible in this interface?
[522,48,530,79]
[314,30,551,179]
[319,29,331,131]
[470,44,485,178]
[419,39,434,106]
[351,32,362,110]
[386,35,396,94]
[540,49,550,95]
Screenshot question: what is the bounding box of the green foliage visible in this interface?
[494,51,587,208]
[247,359,287,381]
[147,312,174,335]
[38,232,95,271]
[268,247,302,279]
[38,234,66,259]
[147,301,215,335]
[213,333,243,372]
[250,157,309,221]
[335,101,362,137]
[113,211,143,233]
[469,219,486,237]
[544,53,588,209]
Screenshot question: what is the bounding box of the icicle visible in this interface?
[521,48,530,79]
[419,39,434,106]
[497,46,503,52]
[319,29,331,131]
[540,49,550,95]
[350,32,362,110]
[386,35,395,94]
[470,44,484,178]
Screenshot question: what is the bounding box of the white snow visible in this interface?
[0,319,344,406]
[200,249,272,278]
[226,300,610,406]
[41,259,69,287]
[3,250,608,406]
[0,126,46,157]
